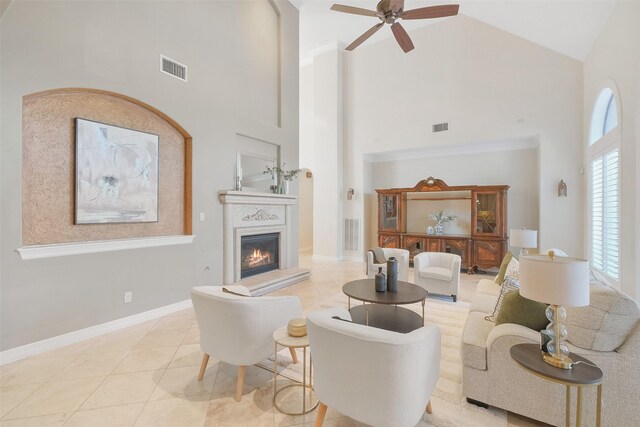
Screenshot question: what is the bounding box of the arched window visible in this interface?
[588,87,620,285]
[589,88,618,144]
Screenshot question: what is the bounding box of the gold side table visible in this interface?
[510,343,603,427]
[272,327,318,415]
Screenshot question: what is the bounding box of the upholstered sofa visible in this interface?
[462,275,640,426]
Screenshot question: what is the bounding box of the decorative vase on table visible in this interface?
[375,267,386,292]
[386,257,398,292]
[284,180,290,195]
[435,225,444,235]
[427,226,434,235]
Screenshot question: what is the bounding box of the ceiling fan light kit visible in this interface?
[331,1,459,53]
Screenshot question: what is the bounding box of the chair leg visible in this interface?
[452,295,457,302]
[235,365,246,402]
[289,347,299,364]
[315,402,328,427]
[197,354,210,381]
[426,400,433,414]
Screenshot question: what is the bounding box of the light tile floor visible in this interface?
[0,255,547,426]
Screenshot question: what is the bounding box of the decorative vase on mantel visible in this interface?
[435,224,444,235]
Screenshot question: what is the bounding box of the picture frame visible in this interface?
[75,118,159,224]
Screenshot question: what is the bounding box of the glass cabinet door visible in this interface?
[474,192,500,236]
[379,194,400,231]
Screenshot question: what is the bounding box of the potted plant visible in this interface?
[429,210,457,235]
[264,163,301,194]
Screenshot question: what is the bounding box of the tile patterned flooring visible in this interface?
[0,255,546,426]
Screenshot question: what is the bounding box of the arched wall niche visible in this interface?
[22,88,193,246]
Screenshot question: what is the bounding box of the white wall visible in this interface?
[311,48,344,260]
[0,0,299,350]
[298,169,313,252]
[583,1,640,299]
[369,147,540,253]
[299,63,314,172]
[300,15,583,261]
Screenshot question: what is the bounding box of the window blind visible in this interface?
[591,148,619,280]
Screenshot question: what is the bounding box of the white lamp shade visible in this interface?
[510,229,538,249]
[519,255,590,307]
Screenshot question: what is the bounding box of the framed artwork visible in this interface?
[75,118,159,224]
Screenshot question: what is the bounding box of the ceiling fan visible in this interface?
[331,1,459,53]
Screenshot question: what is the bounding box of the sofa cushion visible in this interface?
[495,252,513,284]
[470,292,499,314]
[476,279,501,297]
[419,266,452,281]
[462,311,495,370]
[485,277,519,322]
[495,290,548,331]
[504,257,520,281]
[566,280,640,351]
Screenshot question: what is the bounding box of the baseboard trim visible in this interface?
[0,299,193,366]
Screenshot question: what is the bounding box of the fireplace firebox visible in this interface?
[240,233,280,279]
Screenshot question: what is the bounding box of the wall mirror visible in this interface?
[406,190,472,235]
[236,134,279,192]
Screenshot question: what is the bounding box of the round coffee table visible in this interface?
[342,279,428,333]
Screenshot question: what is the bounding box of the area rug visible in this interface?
[258,292,507,427]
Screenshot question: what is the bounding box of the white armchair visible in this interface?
[307,307,441,427]
[190,286,302,401]
[413,252,461,302]
[366,248,409,282]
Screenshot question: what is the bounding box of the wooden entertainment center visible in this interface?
[376,177,509,273]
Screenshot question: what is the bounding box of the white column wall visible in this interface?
[311,47,344,260]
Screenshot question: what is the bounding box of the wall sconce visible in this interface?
[347,188,355,200]
[558,180,567,197]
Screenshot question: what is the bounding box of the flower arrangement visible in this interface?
[429,210,457,226]
[263,163,301,181]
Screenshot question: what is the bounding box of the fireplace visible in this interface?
[240,233,280,279]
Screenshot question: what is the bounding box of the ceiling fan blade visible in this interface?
[330,4,379,17]
[391,22,414,53]
[390,0,405,13]
[401,4,459,20]
[345,22,384,51]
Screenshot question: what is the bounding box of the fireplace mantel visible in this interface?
[218,190,309,292]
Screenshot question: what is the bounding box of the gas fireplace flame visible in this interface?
[246,249,272,267]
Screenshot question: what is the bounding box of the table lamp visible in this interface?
[510,228,538,257]
[519,254,590,369]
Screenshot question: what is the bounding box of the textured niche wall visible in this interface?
[22,88,192,246]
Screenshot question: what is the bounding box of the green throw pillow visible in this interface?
[495,251,513,285]
[495,290,549,331]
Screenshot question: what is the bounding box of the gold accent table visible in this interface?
[510,343,603,427]
[272,327,318,415]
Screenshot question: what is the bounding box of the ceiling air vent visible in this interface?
[432,122,449,133]
[160,55,187,82]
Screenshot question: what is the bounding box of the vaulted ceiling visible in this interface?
[291,0,617,62]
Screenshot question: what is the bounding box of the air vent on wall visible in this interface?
[344,218,360,252]
[160,55,187,82]
[432,122,449,132]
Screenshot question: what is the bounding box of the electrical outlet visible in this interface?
[124,291,132,303]
[199,212,205,221]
